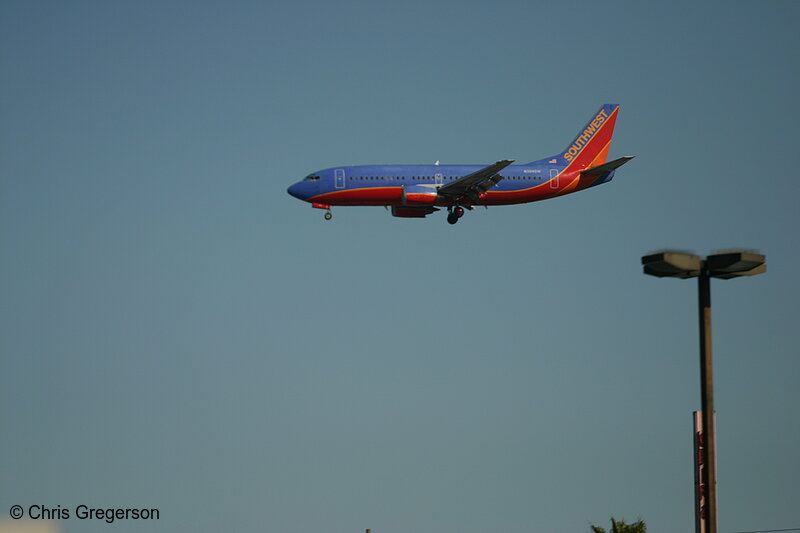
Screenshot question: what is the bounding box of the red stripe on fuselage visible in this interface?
[309,187,403,206]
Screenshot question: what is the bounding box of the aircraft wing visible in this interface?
[437,159,514,203]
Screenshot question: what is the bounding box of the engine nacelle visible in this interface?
[391,206,438,218]
[401,185,438,205]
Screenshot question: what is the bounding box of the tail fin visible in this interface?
[537,104,620,168]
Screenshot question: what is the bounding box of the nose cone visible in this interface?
[287,182,307,200]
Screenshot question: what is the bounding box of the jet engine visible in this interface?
[391,206,439,218]
[400,184,438,205]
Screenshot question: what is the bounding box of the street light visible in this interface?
[640,250,766,533]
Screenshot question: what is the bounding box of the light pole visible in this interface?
[640,250,766,533]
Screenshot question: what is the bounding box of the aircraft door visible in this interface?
[549,168,559,189]
[434,172,444,187]
[335,169,346,189]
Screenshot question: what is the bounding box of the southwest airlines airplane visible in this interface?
[287,104,633,224]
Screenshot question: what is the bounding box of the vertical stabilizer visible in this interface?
[533,104,620,168]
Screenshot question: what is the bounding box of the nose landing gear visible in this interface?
[446,206,465,225]
[312,203,333,220]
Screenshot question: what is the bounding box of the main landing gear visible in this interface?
[324,210,332,220]
[446,206,465,225]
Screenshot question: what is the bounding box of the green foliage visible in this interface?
[590,517,647,533]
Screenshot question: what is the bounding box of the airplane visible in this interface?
[287,104,633,224]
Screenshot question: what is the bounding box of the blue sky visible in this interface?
[1,1,798,532]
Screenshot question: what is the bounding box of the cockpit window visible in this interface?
[304,175,320,181]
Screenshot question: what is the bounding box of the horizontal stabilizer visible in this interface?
[581,156,635,176]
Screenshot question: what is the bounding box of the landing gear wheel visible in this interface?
[324,211,332,220]
[454,206,465,218]
[447,213,459,224]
